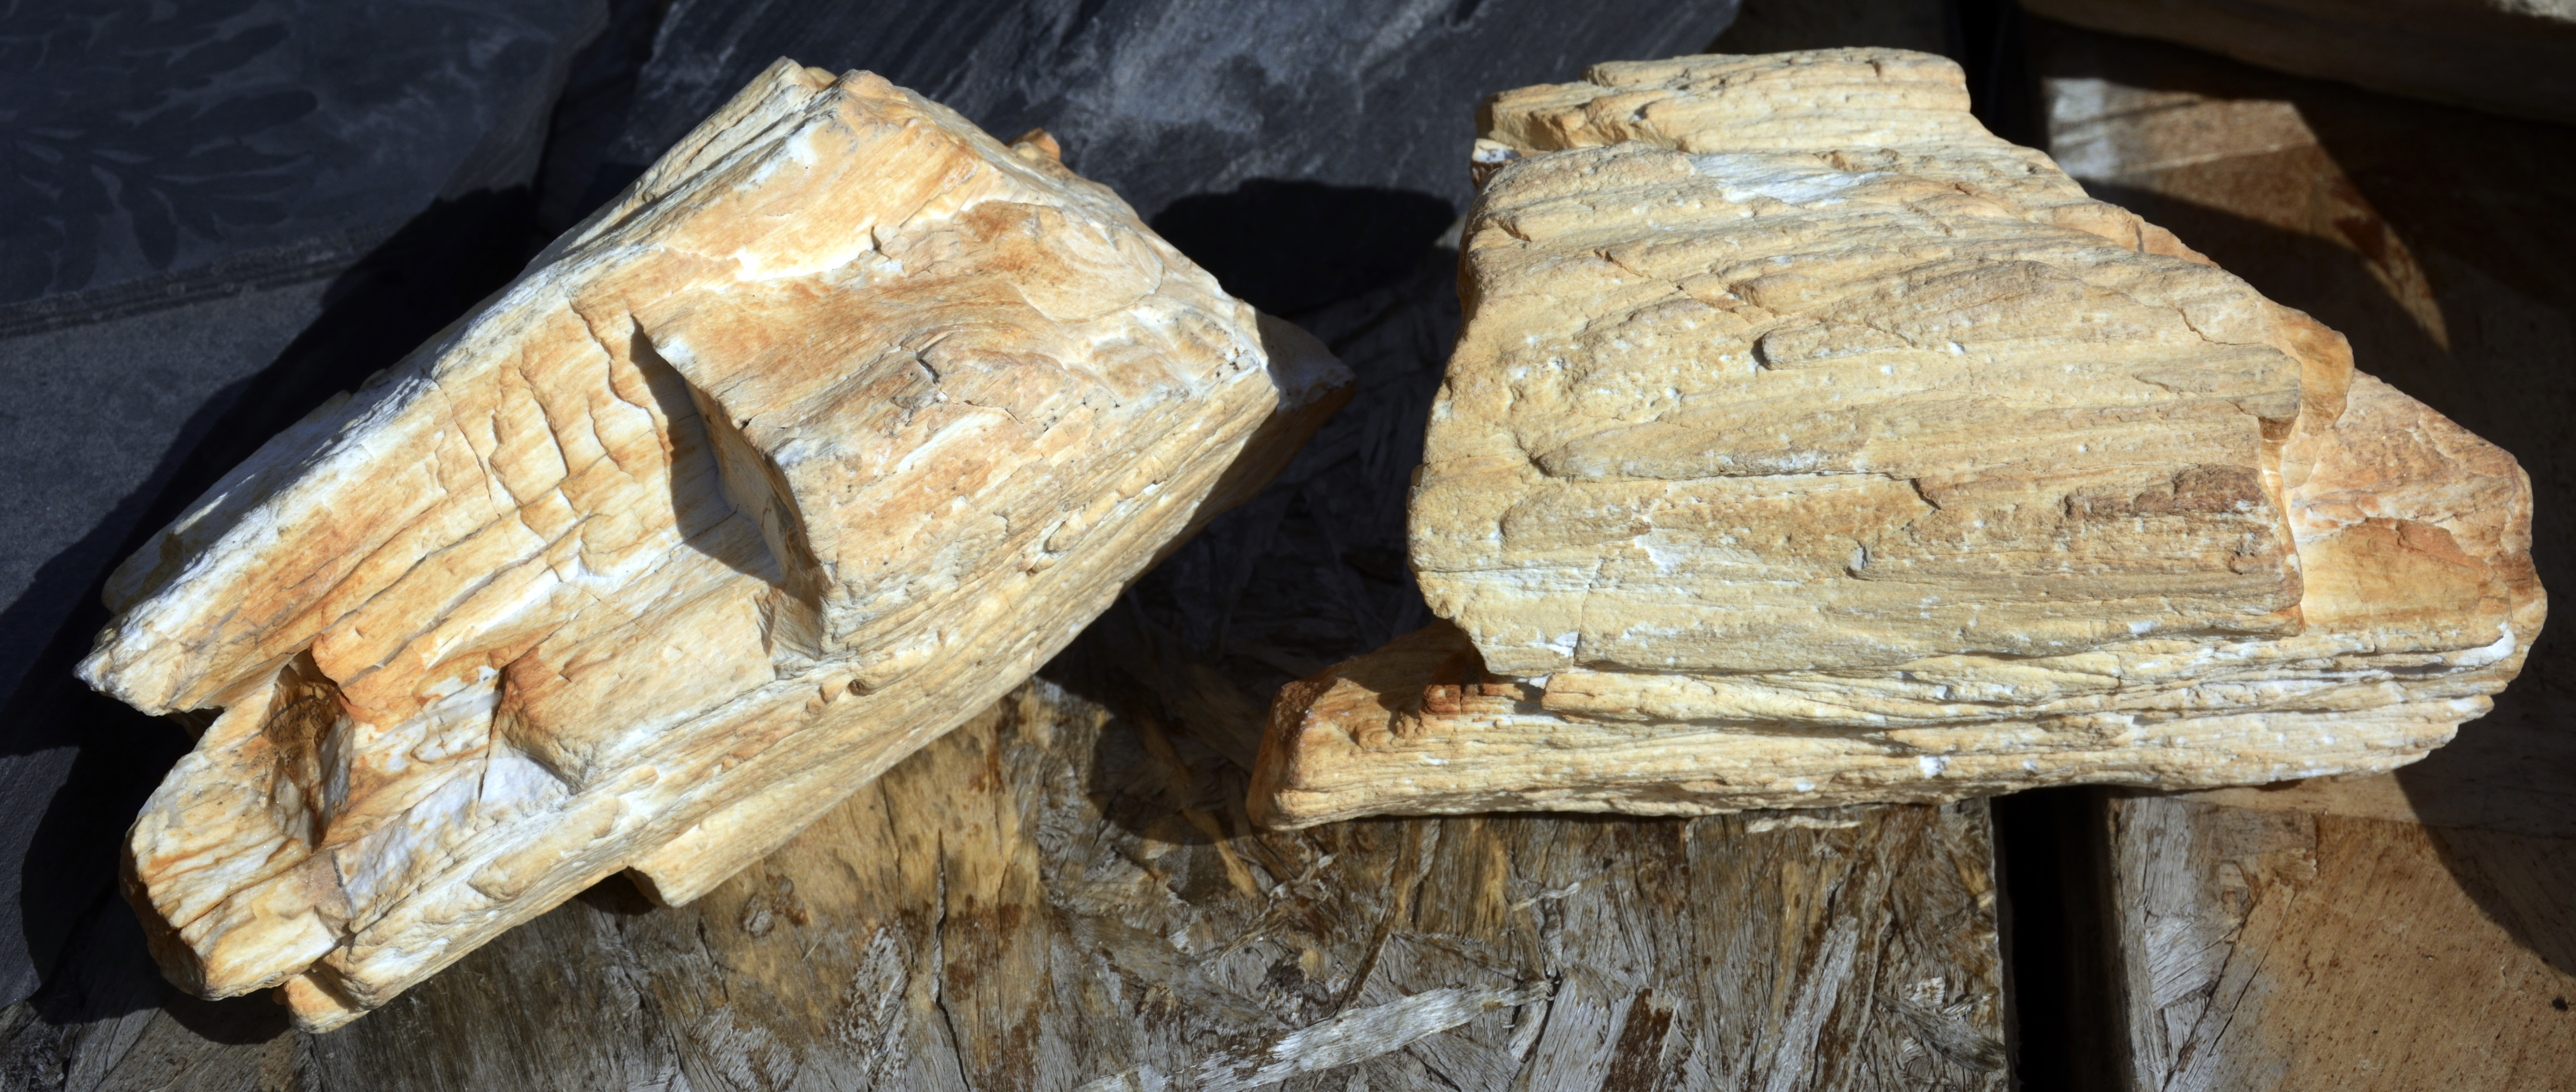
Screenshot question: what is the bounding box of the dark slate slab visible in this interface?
[598,0,1741,311]
[0,0,605,681]
[0,0,608,1010]
[0,0,603,309]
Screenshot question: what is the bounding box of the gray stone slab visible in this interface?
[0,0,608,1012]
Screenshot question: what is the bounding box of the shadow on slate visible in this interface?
[1,188,568,1030]
[600,0,1740,240]
[0,0,601,708]
[2033,9,2576,1027]
[1151,181,1456,314]
[0,0,614,1018]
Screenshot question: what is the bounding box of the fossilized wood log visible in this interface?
[78,59,1349,1029]
[1251,49,2541,828]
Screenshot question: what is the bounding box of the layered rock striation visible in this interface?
[1252,49,2540,828]
[82,59,1349,1028]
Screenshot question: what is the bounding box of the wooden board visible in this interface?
[2033,19,2576,1089]
[2104,795,2576,1090]
[3,680,2006,1091]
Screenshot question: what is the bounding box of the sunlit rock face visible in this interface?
[82,59,1349,1030]
[1251,49,2541,829]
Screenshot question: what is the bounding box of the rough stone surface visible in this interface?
[1252,49,2543,828]
[0,0,1750,1014]
[78,59,1347,1029]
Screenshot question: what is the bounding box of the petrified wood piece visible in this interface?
[1252,49,2542,827]
[78,59,1349,1029]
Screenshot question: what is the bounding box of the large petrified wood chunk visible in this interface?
[80,59,1349,1029]
[1250,49,2540,828]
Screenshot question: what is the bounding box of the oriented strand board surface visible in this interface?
[2034,21,2576,1089]
[2105,796,2576,1090]
[0,0,1750,1021]
[1,39,2009,1083]
[3,681,2007,1091]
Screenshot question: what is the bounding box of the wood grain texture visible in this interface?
[1,105,2003,1092]
[2105,796,2576,1090]
[2036,21,2576,1089]
[3,680,2006,1091]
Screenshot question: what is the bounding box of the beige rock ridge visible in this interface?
[1250,49,2540,828]
[81,59,1349,1029]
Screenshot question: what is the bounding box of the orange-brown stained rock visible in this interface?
[80,58,1349,1029]
[1251,50,2540,828]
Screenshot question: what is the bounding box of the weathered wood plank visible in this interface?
[2035,19,2576,1089]
[5,680,2005,1091]
[2106,796,2576,1090]
[340,681,2005,1091]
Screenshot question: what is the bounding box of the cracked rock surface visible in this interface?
[77,59,1348,1029]
[1251,49,2543,827]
